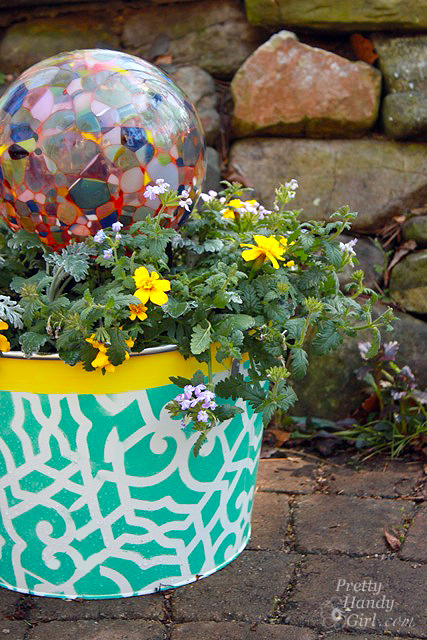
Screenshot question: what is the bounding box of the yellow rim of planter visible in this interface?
[0,346,232,394]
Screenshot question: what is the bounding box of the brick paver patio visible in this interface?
[0,454,425,639]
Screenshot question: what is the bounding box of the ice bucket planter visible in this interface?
[0,346,263,599]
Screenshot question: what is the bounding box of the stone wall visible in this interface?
[1,0,427,419]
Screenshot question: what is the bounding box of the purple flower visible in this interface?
[383,341,399,360]
[94,230,106,243]
[179,399,192,410]
[103,248,113,259]
[183,384,195,399]
[401,365,415,381]
[202,398,216,409]
[197,410,209,423]
[112,221,123,232]
[194,384,207,397]
[391,390,406,400]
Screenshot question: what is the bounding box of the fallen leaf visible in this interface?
[350,34,378,64]
[384,529,401,551]
[268,428,291,446]
[384,240,417,286]
[154,54,173,65]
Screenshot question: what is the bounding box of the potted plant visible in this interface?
[0,49,393,600]
[0,177,393,599]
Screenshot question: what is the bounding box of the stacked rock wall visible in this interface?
[1,0,427,418]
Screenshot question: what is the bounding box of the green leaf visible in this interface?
[244,382,267,410]
[7,230,44,251]
[215,373,246,400]
[203,239,224,252]
[190,322,212,355]
[80,341,97,371]
[365,327,381,359]
[284,318,305,341]
[163,297,194,318]
[45,244,92,282]
[322,240,343,268]
[19,331,49,356]
[169,375,192,388]
[10,271,46,294]
[299,233,315,252]
[0,295,24,329]
[214,404,244,421]
[213,314,255,336]
[311,321,342,355]
[107,328,128,366]
[290,347,308,379]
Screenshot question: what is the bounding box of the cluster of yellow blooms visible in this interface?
[222,198,257,219]
[0,321,10,352]
[86,266,172,373]
[86,334,135,373]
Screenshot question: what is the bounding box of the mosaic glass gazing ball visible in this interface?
[0,49,206,250]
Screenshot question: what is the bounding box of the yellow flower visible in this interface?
[91,350,115,373]
[124,337,134,360]
[279,237,295,267]
[0,321,10,352]
[129,303,148,321]
[86,334,115,372]
[222,198,258,219]
[222,198,243,219]
[85,334,134,372]
[241,235,288,269]
[0,334,10,352]
[132,266,171,306]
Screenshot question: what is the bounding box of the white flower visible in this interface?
[103,248,113,259]
[155,178,169,193]
[285,179,299,199]
[179,196,192,211]
[286,179,298,191]
[200,190,217,202]
[339,238,358,257]
[112,221,123,232]
[144,185,159,200]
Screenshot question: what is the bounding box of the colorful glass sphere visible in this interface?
[0,49,206,250]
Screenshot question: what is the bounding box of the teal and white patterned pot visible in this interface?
[0,347,263,599]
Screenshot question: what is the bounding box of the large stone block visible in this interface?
[245,0,427,30]
[373,34,427,93]
[389,250,427,312]
[373,35,427,139]
[228,138,427,232]
[0,17,120,72]
[122,0,267,76]
[171,66,220,145]
[383,91,427,140]
[231,31,381,138]
[403,214,427,247]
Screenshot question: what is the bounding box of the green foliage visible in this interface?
[0,181,393,452]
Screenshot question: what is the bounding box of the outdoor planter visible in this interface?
[0,347,263,599]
